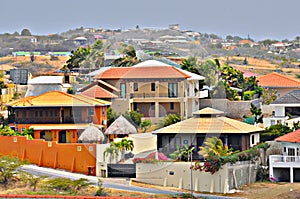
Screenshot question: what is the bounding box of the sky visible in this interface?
[0,0,299,41]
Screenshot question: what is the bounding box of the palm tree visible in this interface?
[111,44,140,67]
[103,143,119,163]
[118,139,134,160]
[199,137,232,159]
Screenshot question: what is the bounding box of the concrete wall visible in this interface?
[0,136,97,175]
[134,161,258,193]
[200,99,260,118]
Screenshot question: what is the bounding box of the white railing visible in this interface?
[270,155,300,163]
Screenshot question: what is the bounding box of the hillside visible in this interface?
[0,56,69,76]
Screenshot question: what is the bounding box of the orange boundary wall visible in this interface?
[0,136,96,175]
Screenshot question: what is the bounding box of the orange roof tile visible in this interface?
[7,91,111,107]
[258,72,300,88]
[95,66,191,79]
[80,85,118,99]
[275,129,300,143]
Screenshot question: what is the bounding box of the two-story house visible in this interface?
[258,72,300,98]
[94,60,207,123]
[263,90,300,128]
[6,91,111,143]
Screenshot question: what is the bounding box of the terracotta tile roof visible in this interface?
[95,65,191,79]
[275,129,300,143]
[271,90,300,104]
[7,91,111,107]
[154,116,263,134]
[258,72,300,88]
[80,85,118,99]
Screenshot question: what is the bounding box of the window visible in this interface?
[168,83,178,97]
[170,102,174,110]
[251,134,255,145]
[133,82,138,91]
[40,111,43,117]
[22,111,26,117]
[16,111,19,118]
[45,111,48,117]
[35,111,38,117]
[21,128,25,132]
[120,83,126,98]
[50,111,53,117]
[102,107,105,115]
[151,83,155,91]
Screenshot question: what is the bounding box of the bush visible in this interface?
[244,90,256,100]
[160,114,181,127]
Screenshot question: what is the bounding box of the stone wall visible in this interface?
[200,99,260,118]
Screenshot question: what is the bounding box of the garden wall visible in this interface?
[200,99,260,118]
[0,136,96,175]
[134,161,258,193]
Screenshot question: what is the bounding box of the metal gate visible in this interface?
[107,164,136,178]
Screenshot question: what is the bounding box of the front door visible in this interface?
[58,130,66,143]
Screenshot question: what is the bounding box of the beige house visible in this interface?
[95,60,207,123]
[154,107,263,156]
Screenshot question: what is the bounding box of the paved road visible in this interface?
[20,165,247,199]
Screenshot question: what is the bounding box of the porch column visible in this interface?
[290,167,294,183]
[155,102,159,118]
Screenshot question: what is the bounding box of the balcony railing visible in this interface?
[130,93,178,99]
[270,155,300,163]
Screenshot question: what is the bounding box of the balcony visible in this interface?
[130,93,178,99]
[270,155,300,167]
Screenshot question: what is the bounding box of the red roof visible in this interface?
[80,85,118,99]
[275,129,300,143]
[258,72,300,87]
[95,66,190,79]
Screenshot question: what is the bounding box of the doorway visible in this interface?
[58,130,67,143]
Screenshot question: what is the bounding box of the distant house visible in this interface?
[15,36,37,43]
[270,129,300,182]
[263,90,300,127]
[258,72,300,97]
[73,36,87,46]
[25,76,73,97]
[153,107,263,157]
[6,91,111,143]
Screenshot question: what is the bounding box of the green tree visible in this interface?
[160,113,181,127]
[250,103,263,124]
[140,119,152,132]
[107,107,120,126]
[180,56,198,73]
[261,124,292,142]
[111,43,140,67]
[21,28,32,36]
[124,110,143,127]
[261,88,277,105]
[65,46,91,70]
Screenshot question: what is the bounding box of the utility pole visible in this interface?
[190,149,193,198]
